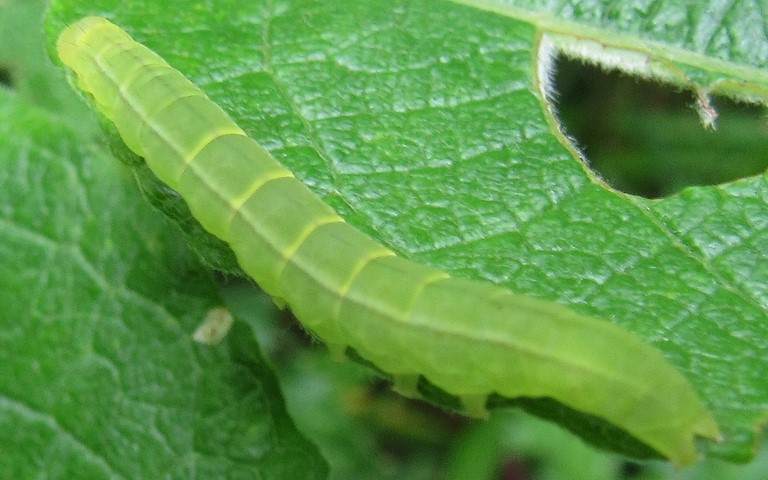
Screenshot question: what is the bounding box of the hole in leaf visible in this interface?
[553,55,768,199]
[0,65,14,88]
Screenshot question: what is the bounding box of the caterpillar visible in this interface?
[56,16,720,465]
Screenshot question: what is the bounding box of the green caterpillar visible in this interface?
[57,16,720,464]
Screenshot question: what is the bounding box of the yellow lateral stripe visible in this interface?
[227,169,295,213]
[182,127,246,167]
[330,247,396,320]
[274,213,346,281]
[400,271,451,323]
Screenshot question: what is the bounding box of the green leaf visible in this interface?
[39,0,768,469]
[0,1,327,478]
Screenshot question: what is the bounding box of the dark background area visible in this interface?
[555,56,768,199]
